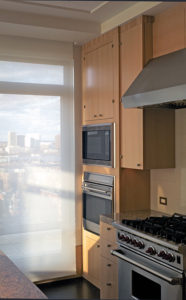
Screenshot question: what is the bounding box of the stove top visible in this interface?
[122,213,186,245]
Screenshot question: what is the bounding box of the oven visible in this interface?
[82,123,115,167]
[112,245,185,300]
[82,172,114,235]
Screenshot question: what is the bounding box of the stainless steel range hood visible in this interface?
[122,48,186,109]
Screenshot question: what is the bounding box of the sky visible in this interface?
[0,61,62,142]
[0,94,60,142]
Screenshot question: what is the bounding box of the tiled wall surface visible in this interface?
[151,108,186,215]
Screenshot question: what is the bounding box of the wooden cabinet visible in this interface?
[100,221,118,299]
[121,108,175,170]
[120,16,175,170]
[153,4,185,58]
[82,229,100,288]
[82,28,119,123]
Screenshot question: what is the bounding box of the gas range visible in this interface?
[112,213,186,271]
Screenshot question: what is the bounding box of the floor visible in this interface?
[37,277,100,299]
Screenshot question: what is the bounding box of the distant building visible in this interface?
[55,134,60,150]
[8,132,16,147]
[17,135,25,147]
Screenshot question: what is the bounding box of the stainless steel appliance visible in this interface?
[112,214,186,300]
[82,123,115,167]
[82,172,114,235]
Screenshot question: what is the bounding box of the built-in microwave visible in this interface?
[82,123,115,167]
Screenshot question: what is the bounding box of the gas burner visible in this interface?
[122,213,186,245]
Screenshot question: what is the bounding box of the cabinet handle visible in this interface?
[96,244,100,248]
[107,264,111,267]
[83,105,86,109]
[137,163,141,167]
[106,283,112,286]
[99,114,103,117]
[107,244,111,248]
[94,114,97,118]
[107,227,111,231]
[120,155,123,159]
[112,99,115,103]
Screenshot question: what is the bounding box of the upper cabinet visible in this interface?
[153,4,185,58]
[82,28,119,124]
[120,16,153,96]
[120,15,175,170]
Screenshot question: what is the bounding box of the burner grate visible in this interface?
[122,213,186,244]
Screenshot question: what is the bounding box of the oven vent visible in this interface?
[144,99,186,109]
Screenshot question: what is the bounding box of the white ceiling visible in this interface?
[0,0,176,44]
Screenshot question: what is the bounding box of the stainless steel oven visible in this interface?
[82,172,114,235]
[112,246,184,300]
[82,123,115,167]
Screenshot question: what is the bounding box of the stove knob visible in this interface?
[146,246,156,255]
[132,239,138,247]
[158,250,166,258]
[125,235,131,243]
[137,241,145,249]
[120,234,125,241]
[167,252,175,262]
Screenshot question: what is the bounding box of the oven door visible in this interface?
[112,247,184,300]
[82,183,113,235]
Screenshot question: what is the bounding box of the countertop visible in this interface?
[100,209,170,225]
[0,250,47,299]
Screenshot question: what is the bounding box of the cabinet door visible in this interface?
[83,42,115,121]
[153,5,185,58]
[83,50,98,121]
[83,233,100,287]
[97,42,115,120]
[121,108,143,169]
[120,18,144,169]
[120,19,143,97]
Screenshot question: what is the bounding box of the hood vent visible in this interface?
[122,48,186,109]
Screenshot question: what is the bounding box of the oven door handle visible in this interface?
[111,249,183,285]
[82,186,110,195]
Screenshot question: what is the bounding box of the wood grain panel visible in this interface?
[121,108,143,169]
[153,4,185,58]
[100,221,116,243]
[144,108,175,169]
[82,229,100,288]
[120,168,150,212]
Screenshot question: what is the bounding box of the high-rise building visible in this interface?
[17,135,25,147]
[8,132,16,147]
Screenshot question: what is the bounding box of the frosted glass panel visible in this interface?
[0,94,75,281]
[0,61,64,85]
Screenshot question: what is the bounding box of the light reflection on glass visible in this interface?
[0,94,75,281]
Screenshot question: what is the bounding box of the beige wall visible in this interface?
[151,108,186,214]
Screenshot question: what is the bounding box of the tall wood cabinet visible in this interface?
[120,15,175,170]
[82,28,119,124]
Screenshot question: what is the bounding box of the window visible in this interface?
[0,61,75,282]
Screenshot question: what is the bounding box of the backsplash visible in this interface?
[151,108,186,215]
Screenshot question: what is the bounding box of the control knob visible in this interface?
[137,241,145,249]
[167,252,175,262]
[131,239,138,247]
[146,246,156,255]
[158,250,166,258]
[125,235,131,243]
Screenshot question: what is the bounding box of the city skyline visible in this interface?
[0,94,60,141]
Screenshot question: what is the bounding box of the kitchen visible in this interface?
[0,1,185,300]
